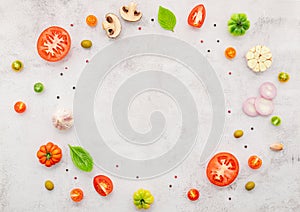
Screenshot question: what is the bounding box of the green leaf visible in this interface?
[158,6,176,31]
[68,144,93,172]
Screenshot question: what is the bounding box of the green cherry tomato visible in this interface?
[81,40,92,48]
[228,13,250,36]
[12,60,23,72]
[34,82,44,93]
[271,116,281,126]
[133,189,154,210]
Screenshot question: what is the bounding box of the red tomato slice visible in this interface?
[206,152,239,187]
[93,175,113,196]
[37,26,71,62]
[188,4,206,28]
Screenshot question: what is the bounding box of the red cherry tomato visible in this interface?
[70,188,84,202]
[187,188,200,201]
[37,26,71,62]
[206,152,239,187]
[93,175,113,196]
[14,101,26,113]
[248,155,262,169]
[187,4,206,28]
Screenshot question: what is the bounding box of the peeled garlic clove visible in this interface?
[270,143,284,151]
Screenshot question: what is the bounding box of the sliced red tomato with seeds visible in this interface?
[187,4,206,28]
[37,26,71,62]
[93,175,113,196]
[206,152,239,187]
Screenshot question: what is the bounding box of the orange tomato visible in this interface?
[14,101,26,113]
[36,142,62,167]
[248,155,262,169]
[225,47,236,59]
[70,188,84,202]
[86,15,98,27]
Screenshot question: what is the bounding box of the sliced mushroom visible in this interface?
[120,2,142,22]
[102,13,121,38]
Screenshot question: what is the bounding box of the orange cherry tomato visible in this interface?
[187,188,200,201]
[70,188,84,202]
[93,175,113,196]
[206,152,239,187]
[225,47,236,59]
[248,155,262,169]
[14,101,26,113]
[37,26,71,62]
[36,142,62,167]
[86,15,98,27]
[187,4,206,28]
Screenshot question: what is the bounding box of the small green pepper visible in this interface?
[81,40,92,48]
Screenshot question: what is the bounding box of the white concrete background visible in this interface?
[1,0,300,211]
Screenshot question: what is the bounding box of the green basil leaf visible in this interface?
[68,144,93,172]
[158,6,176,32]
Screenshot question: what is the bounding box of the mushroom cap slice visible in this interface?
[120,2,142,22]
[102,13,122,38]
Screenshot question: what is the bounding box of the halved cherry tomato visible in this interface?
[187,188,200,201]
[93,175,113,196]
[187,4,206,28]
[206,152,239,187]
[248,155,262,169]
[37,26,71,62]
[70,188,84,202]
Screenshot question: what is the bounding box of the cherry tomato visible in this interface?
[187,4,206,28]
[11,60,23,72]
[86,15,98,27]
[248,155,262,169]
[37,26,71,62]
[14,101,26,113]
[206,152,239,187]
[225,47,236,59]
[70,188,84,202]
[93,175,113,196]
[187,188,200,201]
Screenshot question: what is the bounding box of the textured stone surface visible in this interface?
[0,0,300,211]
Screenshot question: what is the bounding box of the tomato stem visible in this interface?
[46,152,52,160]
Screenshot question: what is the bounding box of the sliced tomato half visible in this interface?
[37,26,71,62]
[93,175,113,196]
[187,4,206,28]
[206,152,239,187]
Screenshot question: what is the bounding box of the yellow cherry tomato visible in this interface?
[86,15,98,27]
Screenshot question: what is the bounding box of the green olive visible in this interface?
[81,40,92,48]
[45,180,54,190]
[234,130,244,138]
[245,181,255,191]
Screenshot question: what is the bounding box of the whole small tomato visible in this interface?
[93,175,113,196]
[187,188,200,201]
[36,142,62,167]
[70,188,84,202]
[248,155,262,169]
